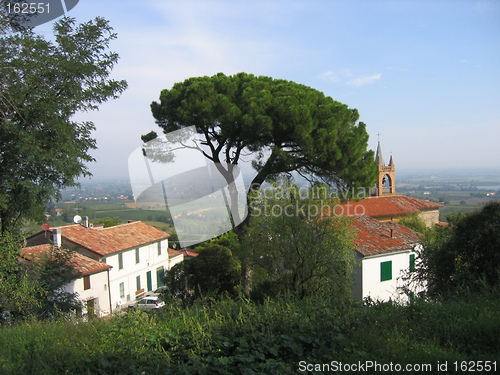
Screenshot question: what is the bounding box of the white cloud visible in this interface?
[318,71,341,82]
[385,66,409,72]
[74,1,290,179]
[142,0,285,79]
[347,73,382,87]
[319,70,381,87]
[318,69,353,83]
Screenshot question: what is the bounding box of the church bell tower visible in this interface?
[374,140,396,196]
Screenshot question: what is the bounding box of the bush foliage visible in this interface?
[0,293,498,374]
[415,201,500,299]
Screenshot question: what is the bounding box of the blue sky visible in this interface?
[35,0,500,179]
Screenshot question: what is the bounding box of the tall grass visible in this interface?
[0,294,498,374]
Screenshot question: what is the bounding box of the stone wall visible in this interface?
[418,209,440,227]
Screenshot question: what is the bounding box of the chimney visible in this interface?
[83,216,89,228]
[53,228,62,248]
[390,229,394,238]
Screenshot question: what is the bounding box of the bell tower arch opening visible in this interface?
[382,173,394,194]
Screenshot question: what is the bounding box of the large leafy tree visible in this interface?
[149,73,377,226]
[241,181,356,300]
[0,232,40,323]
[30,246,82,319]
[415,201,500,299]
[0,234,80,323]
[190,244,242,298]
[0,16,127,233]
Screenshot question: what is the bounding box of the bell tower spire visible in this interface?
[375,139,384,167]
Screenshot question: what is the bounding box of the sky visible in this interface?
[33,0,500,180]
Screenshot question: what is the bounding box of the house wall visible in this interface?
[169,253,184,269]
[104,239,174,310]
[360,249,416,302]
[373,210,440,227]
[26,228,182,315]
[418,209,440,227]
[63,270,111,316]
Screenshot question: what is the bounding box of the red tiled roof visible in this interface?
[168,248,183,257]
[167,248,198,258]
[21,244,111,276]
[182,248,198,257]
[50,221,170,256]
[327,195,442,218]
[351,215,422,257]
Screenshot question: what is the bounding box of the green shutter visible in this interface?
[118,253,123,269]
[136,275,141,291]
[147,271,152,292]
[410,254,416,272]
[381,261,392,281]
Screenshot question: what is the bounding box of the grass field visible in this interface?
[142,221,174,233]
[48,201,230,242]
[0,292,498,374]
[440,205,484,220]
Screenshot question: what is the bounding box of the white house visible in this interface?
[350,215,423,302]
[322,144,438,301]
[26,220,183,313]
[20,244,112,316]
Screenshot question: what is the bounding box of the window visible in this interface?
[136,275,141,291]
[135,248,140,264]
[83,275,91,290]
[118,253,123,269]
[157,241,162,256]
[380,261,392,282]
[119,282,125,298]
[409,254,416,272]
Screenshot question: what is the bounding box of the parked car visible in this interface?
[128,296,165,311]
